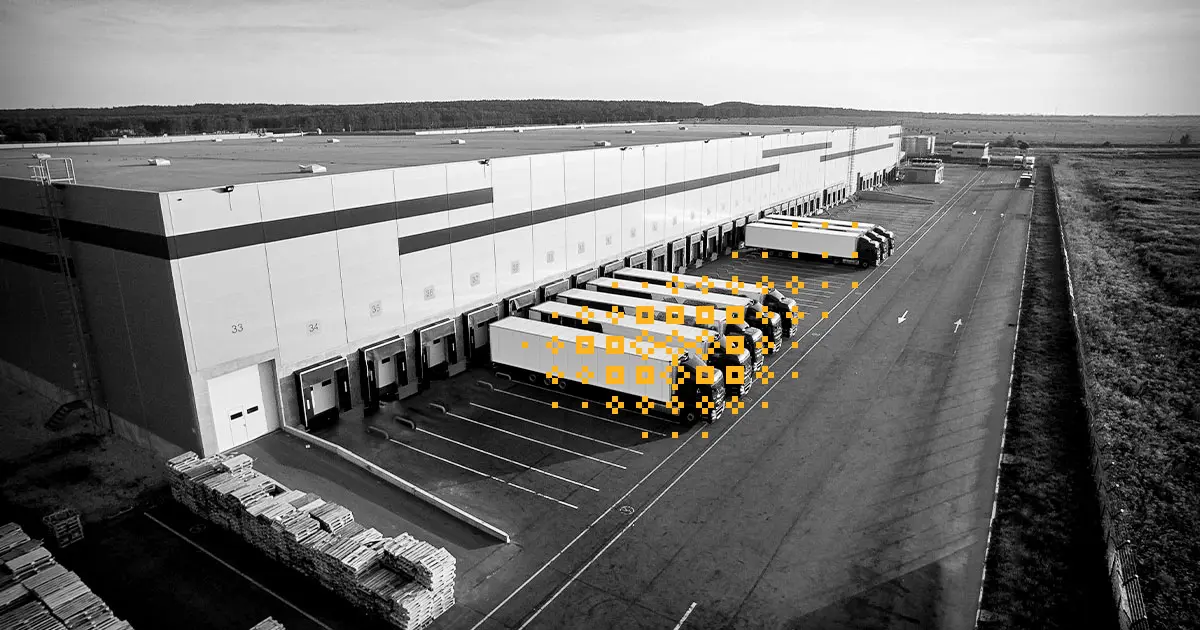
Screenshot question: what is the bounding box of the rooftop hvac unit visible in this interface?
[299,164,327,173]
[146,158,171,166]
[625,130,637,134]
[212,138,223,142]
[273,138,284,143]
[326,138,340,143]
[740,131,752,136]
[31,153,51,160]
[593,141,612,147]
[783,128,792,132]
[678,126,688,130]
[513,128,524,133]
[450,138,466,144]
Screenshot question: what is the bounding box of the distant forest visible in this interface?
[0,100,904,143]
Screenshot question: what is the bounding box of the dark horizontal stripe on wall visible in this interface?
[819,142,897,162]
[762,142,833,159]
[888,133,902,139]
[60,219,171,258]
[395,164,780,257]
[0,208,53,233]
[0,242,73,276]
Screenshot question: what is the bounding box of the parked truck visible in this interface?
[608,267,801,338]
[584,278,776,373]
[528,300,753,397]
[490,317,724,424]
[744,222,879,268]
[758,216,894,258]
[1018,172,1033,188]
[1023,156,1036,169]
[979,156,991,167]
[1012,155,1025,170]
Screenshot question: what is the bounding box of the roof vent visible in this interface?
[625,130,637,134]
[593,141,612,147]
[273,138,284,143]
[513,128,524,133]
[326,138,340,143]
[450,138,466,145]
[576,125,586,129]
[32,153,51,160]
[678,126,688,130]
[147,158,171,166]
[212,138,223,142]
[299,164,327,173]
[740,131,752,136]
[783,128,792,132]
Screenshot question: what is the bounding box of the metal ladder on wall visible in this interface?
[29,158,107,431]
[845,127,858,200]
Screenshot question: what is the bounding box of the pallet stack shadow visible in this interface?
[166,452,456,630]
[0,523,134,630]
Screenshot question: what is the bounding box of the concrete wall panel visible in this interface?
[257,176,335,222]
[332,169,396,211]
[167,187,259,236]
[643,144,666,247]
[400,246,454,326]
[683,142,702,234]
[664,143,686,240]
[265,233,348,367]
[620,149,646,254]
[337,223,406,344]
[178,246,277,370]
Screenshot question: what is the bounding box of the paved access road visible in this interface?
[454,166,1033,630]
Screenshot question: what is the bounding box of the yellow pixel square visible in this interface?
[822,312,829,319]
[732,252,739,258]
[792,222,798,228]
[521,341,529,348]
[695,305,715,325]
[551,311,558,318]
[821,252,829,259]
[606,335,624,354]
[792,251,798,258]
[635,365,656,385]
[605,365,625,384]
[791,341,799,348]
[726,335,744,354]
[851,221,859,228]
[636,306,655,325]
[701,431,709,439]
[821,221,829,229]
[762,401,769,408]
[851,252,859,259]
[725,365,745,385]
[725,306,745,325]
[792,371,799,379]
[666,306,685,325]
[642,282,649,288]
[576,336,595,354]
[642,431,649,439]
[761,252,769,258]
[852,282,859,289]
[822,281,829,289]
[672,432,679,439]
[611,281,619,288]
[582,401,589,408]
[551,401,558,409]
[696,366,716,384]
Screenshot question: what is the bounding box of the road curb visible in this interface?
[281,425,511,544]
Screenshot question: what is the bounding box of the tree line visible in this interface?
[0,100,886,143]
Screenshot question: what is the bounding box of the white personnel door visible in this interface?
[208,364,268,452]
[377,355,398,387]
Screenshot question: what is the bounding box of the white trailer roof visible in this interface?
[588,278,760,307]
[529,301,718,340]
[491,316,679,362]
[556,289,727,322]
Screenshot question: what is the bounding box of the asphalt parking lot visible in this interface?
[248,164,1030,630]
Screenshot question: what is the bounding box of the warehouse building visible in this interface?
[0,123,902,456]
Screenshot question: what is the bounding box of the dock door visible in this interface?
[649,244,667,271]
[686,233,704,269]
[733,217,748,249]
[626,251,648,270]
[505,290,537,318]
[297,356,351,430]
[417,318,464,384]
[704,227,719,262]
[668,239,687,273]
[720,222,735,255]
[361,335,414,413]
[464,303,501,365]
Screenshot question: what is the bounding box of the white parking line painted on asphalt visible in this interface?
[384,436,579,509]
[471,402,644,455]
[444,409,627,470]
[143,512,336,630]
[673,602,699,630]
[415,424,601,492]
[501,381,670,436]
[502,171,990,630]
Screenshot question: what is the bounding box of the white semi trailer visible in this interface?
[489,317,725,424]
[759,216,896,255]
[584,278,773,373]
[527,300,753,397]
[608,267,801,338]
[744,222,879,268]
[758,218,889,261]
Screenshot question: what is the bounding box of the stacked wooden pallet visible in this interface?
[41,509,84,549]
[165,452,458,630]
[0,524,133,630]
[248,617,285,630]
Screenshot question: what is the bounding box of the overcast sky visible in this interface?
[0,0,1195,114]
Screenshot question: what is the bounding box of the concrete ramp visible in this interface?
[856,190,934,204]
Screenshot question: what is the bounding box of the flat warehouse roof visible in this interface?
[0,124,847,193]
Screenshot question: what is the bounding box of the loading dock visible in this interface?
[296,356,351,431]
[504,290,537,318]
[207,363,275,452]
[626,251,648,270]
[539,278,570,302]
[720,222,735,254]
[601,259,625,276]
[649,244,668,271]
[733,217,748,249]
[361,335,414,413]
[686,233,704,269]
[464,303,502,365]
[572,268,599,288]
[669,238,687,273]
[416,318,464,383]
[704,227,720,261]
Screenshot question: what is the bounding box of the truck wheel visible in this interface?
[860,260,870,269]
[556,379,568,391]
[684,410,698,425]
[527,372,539,384]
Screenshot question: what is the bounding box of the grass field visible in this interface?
[978,164,1115,629]
[1053,156,1200,628]
[708,115,1199,147]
